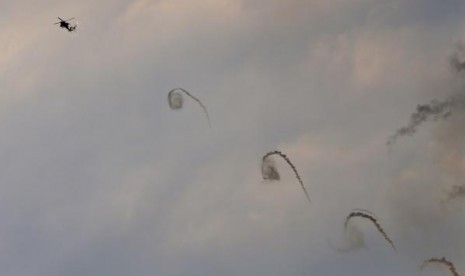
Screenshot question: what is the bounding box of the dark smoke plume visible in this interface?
[344,209,396,251]
[450,42,465,73]
[387,99,455,146]
[168,88,211,126]
[450,55,465,72]
[261,151,310,203]
[388,45,465,145]
[447,185,465,201]
[420,257,460,276]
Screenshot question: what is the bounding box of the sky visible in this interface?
[1,0,465,275]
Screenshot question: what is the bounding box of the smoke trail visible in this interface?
[420,257,460,276]
[344,209,396,251]
[261,150,310,203]
[351,208,378,219]
[387,99,455,146]
[168,88,211,126]
[387,45,465,146]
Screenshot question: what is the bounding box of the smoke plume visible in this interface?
[446,185,465,202]
[168,88,211,126]
[261,156,280,181]
[344,209,396,251]
[387,45,465,145]
[450,42,465,73]
[387,99,455,146]
[420,257,460,276]
[261,150,310,203]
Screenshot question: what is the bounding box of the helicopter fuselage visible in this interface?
[56,18,76,32]
[59,22,70,28]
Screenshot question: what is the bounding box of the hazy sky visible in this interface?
[1,1,465,275]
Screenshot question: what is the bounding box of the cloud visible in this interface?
[1,0,465,275]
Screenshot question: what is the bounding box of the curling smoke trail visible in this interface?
[421,257,460,276]
[261,150,310,203]
[344,209,396,251]
[351,208,378,219]
[168,88,211,126]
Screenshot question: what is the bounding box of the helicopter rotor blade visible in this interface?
[58,17,64,21]
[65,18,75,22]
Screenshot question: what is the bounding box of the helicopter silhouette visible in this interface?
[54,17,77,32]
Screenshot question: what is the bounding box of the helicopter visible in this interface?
[54,17,77,32]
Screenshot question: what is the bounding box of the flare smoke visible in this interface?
[168,88,211,126]
[421,257,460,276]
[344,209,396,251]
[261,150,310,203]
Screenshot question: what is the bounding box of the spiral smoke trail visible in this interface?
[261,150,310,203]
[344,209,396,251]
[168,88,211,126]
[420,257,460,276]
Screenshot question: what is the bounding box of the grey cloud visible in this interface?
[1,1,465,276]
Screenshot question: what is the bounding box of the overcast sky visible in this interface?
[1,0,465,275]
